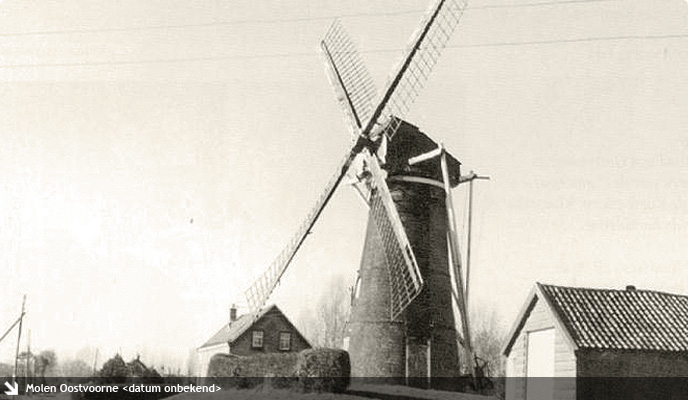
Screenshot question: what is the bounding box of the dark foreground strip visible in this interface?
[1,377,688,400]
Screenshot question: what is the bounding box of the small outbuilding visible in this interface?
[196,304,311,379]
[502,283,688,400]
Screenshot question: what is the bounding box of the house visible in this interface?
[196,304,311,378]
[502,283,688,400]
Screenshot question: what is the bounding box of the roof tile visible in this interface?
[539,284,688,352]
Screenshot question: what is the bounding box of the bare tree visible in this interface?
[35,350,57,378]
[60,359,91,377]
[298,276,351,348]
[470,307,506,377]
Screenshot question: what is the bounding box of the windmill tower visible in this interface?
[242,0,473,383]
[345,119,466,381]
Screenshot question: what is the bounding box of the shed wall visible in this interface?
[578,350,688,377]
[505,297,576,400]
[576,351,688,399]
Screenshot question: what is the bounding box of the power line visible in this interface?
[0,0,617,38]
[0,32,684,70]
[450,33,688,49]
[0,52,317,69]
[0,10,420,38]
[473,0,617,9]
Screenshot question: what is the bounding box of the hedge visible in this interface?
[294,348,350,393]
[207,348,350,392]
[208,353,299,389]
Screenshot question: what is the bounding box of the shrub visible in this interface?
[98,354,128,384]
[294,348,350,393]
[207,353,299,389]
[208,349,351,393]
[96,354,163,385]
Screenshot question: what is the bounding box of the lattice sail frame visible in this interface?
[244,0,469,316]
[368,0,468,140]
[320,0,468,319]
[367,153,424,320]
[244,150,357,312]
[321,20,377,203]
[321,19,378,137]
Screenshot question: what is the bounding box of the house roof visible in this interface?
[199,305,275,349]
[198,304,310,350]
[503,283,688,355]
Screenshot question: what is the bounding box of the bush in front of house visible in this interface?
[207,353,299,389]
[207,349,351,393]
[294,348,350,393]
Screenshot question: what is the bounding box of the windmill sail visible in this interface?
[244,149,358,312]
[321,20,378,204]
[317,0,472,378]
[247,0,469,318]
[367,153,424,320]
[316,0,468,320]
[321,19,377,136]
[363,0,468,140]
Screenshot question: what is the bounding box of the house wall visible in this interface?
[505,297,576,400]
[231,308,311,356]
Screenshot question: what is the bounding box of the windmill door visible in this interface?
[406,339,429,385]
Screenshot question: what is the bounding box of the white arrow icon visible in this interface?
[4,381,18,396]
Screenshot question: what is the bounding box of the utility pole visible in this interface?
[92,349,99,376]
[13,295,26,379]
[0,316,23,344]
[26,329,31,383]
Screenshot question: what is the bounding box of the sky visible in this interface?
[0,0,687,371]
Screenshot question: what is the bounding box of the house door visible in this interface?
[526,328,555,400]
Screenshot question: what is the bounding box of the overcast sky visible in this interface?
[0,0,687,370]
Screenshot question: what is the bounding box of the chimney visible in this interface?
[626,285,636,291]
[230,304,237,324]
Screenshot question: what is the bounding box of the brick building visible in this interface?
[502,283,688,400]
[196,304,311,378]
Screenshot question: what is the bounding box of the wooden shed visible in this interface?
[502,283,688,400]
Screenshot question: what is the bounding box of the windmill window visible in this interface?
[251,330,264,349]
[353,275,362,300]
[279,332,291,351]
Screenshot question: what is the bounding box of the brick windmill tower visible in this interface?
[242,0,474,383]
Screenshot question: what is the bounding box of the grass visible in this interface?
[167,386,368,400]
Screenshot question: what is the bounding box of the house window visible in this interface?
[279,332,291,351]
[251,330,264,349]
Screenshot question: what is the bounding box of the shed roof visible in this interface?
[503,283,688,355]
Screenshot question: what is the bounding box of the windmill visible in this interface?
[243,0,473,381]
